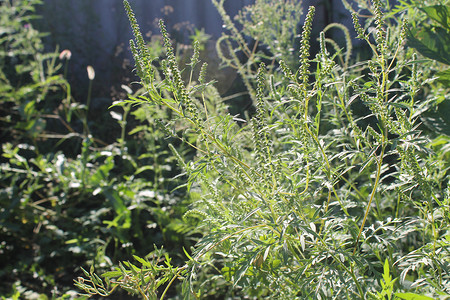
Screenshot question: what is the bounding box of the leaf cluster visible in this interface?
[0,1,197,298]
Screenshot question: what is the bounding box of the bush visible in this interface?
[76,0,450,299]
[0,1,194,298]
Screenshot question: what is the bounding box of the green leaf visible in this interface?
[395,292,435,300]
[221,266,234,281]
[407,26,450,65]
[421,98,450,136]
[133,255,152,268]
[89,156,114,185]
[135,165,154,175]
[101,271,122,278]
[233,257,255,286]
[103,187,126,214]
[419,5,450,30]
[81,267,90,278]
[183,247,195,262]
[382,259,391,283]
[436,68,450,87]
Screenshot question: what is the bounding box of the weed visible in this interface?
[76,0,449,298]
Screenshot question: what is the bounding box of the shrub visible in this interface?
[74,0,450,299]
[0,1,193,298]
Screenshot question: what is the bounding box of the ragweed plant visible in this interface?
[212,0,304,102]
[76,0,449,299]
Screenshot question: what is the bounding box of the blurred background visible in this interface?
[36,0,350,102]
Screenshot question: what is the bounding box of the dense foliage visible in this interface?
[0,1,194,298]
[77,0,450,299]
[1,0,449,299]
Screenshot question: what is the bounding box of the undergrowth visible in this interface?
[1,1,195,298]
